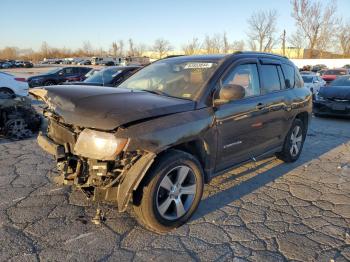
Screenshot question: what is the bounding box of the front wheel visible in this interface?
[277,119,306,162]
[133,150,204,233]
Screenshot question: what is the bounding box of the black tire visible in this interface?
[0,88,15,98]
[44,81,56,86]
[133,150,204,233]
[277,119,306,163]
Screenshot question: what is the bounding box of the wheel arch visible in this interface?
[0,87,15,94]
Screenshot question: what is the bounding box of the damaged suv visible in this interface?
[30,52,312,233]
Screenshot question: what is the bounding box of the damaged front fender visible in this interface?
[116,152,156,212]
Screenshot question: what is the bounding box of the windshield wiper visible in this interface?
[139,89,168,96]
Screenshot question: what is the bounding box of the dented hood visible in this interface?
[30,85,195,130]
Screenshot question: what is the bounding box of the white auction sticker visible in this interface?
[184,63,213,69]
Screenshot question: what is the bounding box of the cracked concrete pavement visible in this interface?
[0,116,349,261]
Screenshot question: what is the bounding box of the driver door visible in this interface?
[214,59,269,172]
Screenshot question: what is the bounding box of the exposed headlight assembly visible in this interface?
[74,129,128,160]
[315,93,326,101]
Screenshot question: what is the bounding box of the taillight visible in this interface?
[15,78,27,82]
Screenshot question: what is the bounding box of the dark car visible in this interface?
[314,75,350,117]
[321,69,348,84]
[101,61,115,66]
[65,66,141,87]
[30,52,312,233]
[27,66,92,87]
[311,64,327,72]
[23,61,33,68]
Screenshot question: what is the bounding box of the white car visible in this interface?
[0,72,29,96]
[301,74,325,94]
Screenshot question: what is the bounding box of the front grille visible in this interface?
[48,120,76,148]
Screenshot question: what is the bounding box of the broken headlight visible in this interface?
[74,129,128,160]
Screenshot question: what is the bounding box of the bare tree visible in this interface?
[337,21,350,57]
[288,29,306,58]
[182,37,200,55]
[152,38,172,58]
[232,40,245,51]
[82,41,93,56]
[291,0,338,58]
[247,9,277,52]
[41,41,50,58]
[118,40,124,56]
[202,34,222,54]
[136,43,147,56]
[0,47,18,60]
[222,32,230,53]
[128,38,135,56]
[111,42,119,57]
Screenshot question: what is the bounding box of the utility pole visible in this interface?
[281,30,286,56]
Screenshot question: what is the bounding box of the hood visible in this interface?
[30,85,195,130]
[319,86,350,100]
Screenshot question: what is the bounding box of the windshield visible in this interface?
[84,67,122,84]
[118,59,219,100]
[324,70,347,75]
[329,76,350,87]
[302,75,313,83]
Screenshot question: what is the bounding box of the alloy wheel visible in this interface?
[156,165,197,220]
[290,125,303,157]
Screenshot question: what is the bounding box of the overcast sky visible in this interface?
[1,0,350,51]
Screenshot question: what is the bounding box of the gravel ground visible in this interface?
[0,116,349,261]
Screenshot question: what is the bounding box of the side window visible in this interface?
[260,65,281,94]
[277,66,286,89]
[281,64,295,88]
[63,68,74,75]
[222,64,260,98]
[295,71,304,88]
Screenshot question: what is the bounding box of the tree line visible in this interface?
[1,0,349,61]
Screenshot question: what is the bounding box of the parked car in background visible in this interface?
[30,53,312,233]
[15,61,25,67]
[317,69,327,76]
[321,69,348,84]
[314,75,350,117]
[311,64,327,72]
[343,64,350,69]
[299,71,314,75]
[301,74,325,95]
[0,72,28,96]
[23,61,34,68]
[65,66,141,87]
[100,61,115,66]
[27,67,92,87]
[77,60,91,65]
[84,68,100,79]
[1,62,12,69]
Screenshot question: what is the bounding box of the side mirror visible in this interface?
[214,84,245,106]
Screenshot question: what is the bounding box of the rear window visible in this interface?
[260,65,281,94]
[282,64,295,88]
[324,70,347,75]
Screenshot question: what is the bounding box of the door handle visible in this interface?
[256,103,265,110]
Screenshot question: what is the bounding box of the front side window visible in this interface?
[222,64,260,98]
[118,59,219,100]
[260,65,281,94]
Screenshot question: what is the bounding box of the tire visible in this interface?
[44,81,56,86]
[0,88,15,97]
[133,150,204,233]
[277,119,306,163]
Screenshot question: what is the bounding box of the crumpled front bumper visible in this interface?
[313,100,350,116]
[37,131,66,159]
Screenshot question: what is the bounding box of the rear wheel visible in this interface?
[0,87,14,96]
[277,119,306,162]
[44,81,56,86]
[133,150,204,233]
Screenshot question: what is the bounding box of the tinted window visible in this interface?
[282,64,295,88]
[277,66,286,89]
[295,71,304,88]
[302,75,313,83]
[260,65,281,94]
[222,64,260,98]
[63,68,74,74]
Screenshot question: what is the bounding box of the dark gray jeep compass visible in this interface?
[30,52,312,233]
